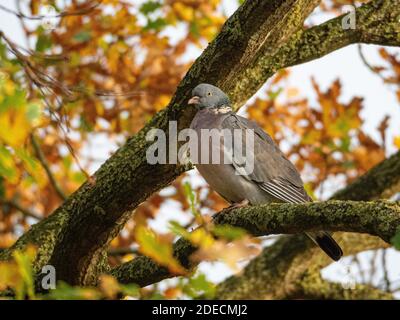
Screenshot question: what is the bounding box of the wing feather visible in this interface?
[221,113,311,203]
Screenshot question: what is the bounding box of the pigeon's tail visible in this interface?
[306,231,343,261]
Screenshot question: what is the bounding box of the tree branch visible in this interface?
[215,232,389,299]
[1,199,42,220]
[0,1,100,20]
[31,134,67,201]
[111,151,400,289]
[229,0,400,108]
[213,200,400,243]
[110,200,399,287]
[332,150,400,201]
[289,271,393,299]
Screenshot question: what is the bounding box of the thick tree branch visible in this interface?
[111,200,399,287]
[230,0,400,108]
[213,200,400,243]
[288,271,393,299]
[332,151,400,201]
[215,232,389,299]
[111,151,400,289]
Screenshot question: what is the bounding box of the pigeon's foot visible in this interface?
[228,199,249,210]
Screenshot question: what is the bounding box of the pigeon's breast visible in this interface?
[189,110,271,205]
[195,163,271,205]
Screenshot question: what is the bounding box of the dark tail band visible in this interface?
[307,231,343,261]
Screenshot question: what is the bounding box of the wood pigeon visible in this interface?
[188,83,343,261]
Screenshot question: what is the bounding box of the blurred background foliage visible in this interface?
[0,0,399,299]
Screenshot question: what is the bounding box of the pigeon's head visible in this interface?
[188,83,231,110]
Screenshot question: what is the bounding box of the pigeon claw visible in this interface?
[229,199,249,210]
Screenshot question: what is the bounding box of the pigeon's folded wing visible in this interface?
[221,113,311,203]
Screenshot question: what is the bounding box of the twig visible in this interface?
[1,199,41,220]
[351,254,366,284]
[0,1,101,21]
[357,44,387,82]
[381,248,391,292]
[368,249,379,285]
[0,31,145,101]
[108,247,139,257]
[31,134,67,201]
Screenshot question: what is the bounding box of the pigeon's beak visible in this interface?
[188,96,200,105]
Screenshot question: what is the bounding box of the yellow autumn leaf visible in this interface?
[188,228,215,249]
[155,94,171,111]
[0,245,37,299]
[135,225,186,275]
[286,87,299,98]
[0,79,43,147]
[0,109,30,147]
[99,274,120,299]
[172,3,194,21]
[15,148,47,187]
[0,145,19,184]
[394,136,400,149]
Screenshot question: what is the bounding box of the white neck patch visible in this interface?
[209,106,232,114]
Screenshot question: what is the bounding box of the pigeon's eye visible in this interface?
[207,92,212,96]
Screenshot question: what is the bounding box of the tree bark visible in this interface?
[213,200,400,242]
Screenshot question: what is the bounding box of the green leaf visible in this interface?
[0,87,26,111]
[149,292,166,300]
[72,171,86,184]
[119,284,140,297]
[144,18,167,31]
[0,176,4,198]
[26,102,42,122]
[35,33,52,52]
[339,136,351,152]
[45,282,101,300]
[0,146,17,181]
[12,246,37,300]
[183,182,200,218]
[212,225,247,241]
[183,273,216,299]
[391,229,400,250]
[140,1,162,15]
[80,115,94,132]
[169,220,190,238]
[73,31,92,43]
[189,22,200,38]
[268,88,283,100]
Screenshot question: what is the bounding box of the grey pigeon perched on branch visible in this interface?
[188,83,343,261]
